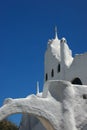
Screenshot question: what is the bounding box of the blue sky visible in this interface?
[0,0,87,125]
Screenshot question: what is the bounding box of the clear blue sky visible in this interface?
[0,0,87,125]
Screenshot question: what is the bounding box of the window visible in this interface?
[58,64,60,73]
[45,73,48,81]
[83,94,87,99]
[51,69,54,77]
[72,78,82,85]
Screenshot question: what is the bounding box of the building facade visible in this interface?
[0,28,87,130]
[45,28,87,85]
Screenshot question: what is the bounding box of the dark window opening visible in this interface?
[51,69,54,77]
[45,73,48,81]
[72,78,82,85]
[58,64,60,73]
[83,94,87,99]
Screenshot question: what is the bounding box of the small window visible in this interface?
[51,69,54,77]
[45,73,48,81]
[58,64,60,73]
[83,94,87,99]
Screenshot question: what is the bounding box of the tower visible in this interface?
[44,27,73,82]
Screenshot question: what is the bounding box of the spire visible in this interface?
[55,26,58,39]
[36,81,39,95]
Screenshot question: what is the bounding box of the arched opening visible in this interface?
[71,77,82,85]
[51,69,54,77]
[0,114,46,130]
[18,114,46,130]
[0,98,55,130]
[58,64,60,73]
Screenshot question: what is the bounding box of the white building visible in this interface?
[45,27,87,85]
[0,27,87,130]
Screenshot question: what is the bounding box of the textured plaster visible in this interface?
[0,29,87,130]
[0,81,87,130]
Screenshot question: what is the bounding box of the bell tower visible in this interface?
[44,27,73,82]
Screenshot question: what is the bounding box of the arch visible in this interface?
[71,77,82,85]
[0,96,56,130]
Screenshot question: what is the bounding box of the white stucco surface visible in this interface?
[44,34,73,82]
[44,31,87,85]
[0,81,87,130]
